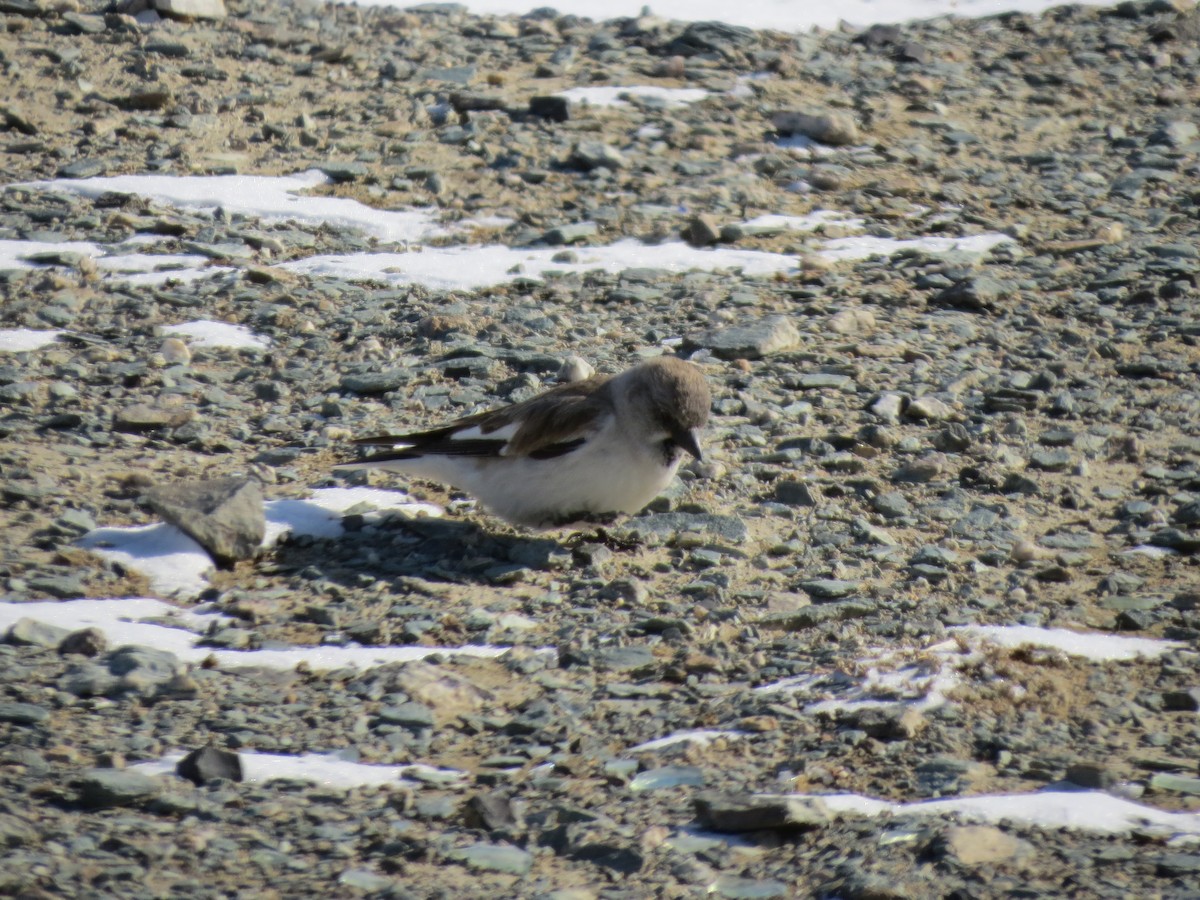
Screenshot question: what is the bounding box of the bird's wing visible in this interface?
[350,375,613,463]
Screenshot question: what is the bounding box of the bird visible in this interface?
[337,356,712,529]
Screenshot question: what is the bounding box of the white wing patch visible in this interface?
[451,423,519,443]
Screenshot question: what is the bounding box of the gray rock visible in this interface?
[773,111,860,145]
[593,645,656,673]
[6,617,71,648]
[75,769,161,809]
[377,701,436,728]
[144,477,265,564]
[540,222,598,245]
[683,214,722,247]
[1157,853,1200,877]
[616,512,749,544]
[711,876,791,899]
[629,766,706,792]
[694,792,829,832]
[337,870,395,892]
[319,162,369,183]
[799,579,861,600]
[446,842,532,875]
[107,645,185,693]
[774,480,817,506]
[933,277,1008,311]
[0,701,50,725]
[59,627,107,657]
[936,825,1028,864]
[177,746,243,785]
[569,141,626,171]
[114,402,194,432]
[693,316,801,360]
[340,370,407,394]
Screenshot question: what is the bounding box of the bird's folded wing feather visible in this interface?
[351,375,612,463]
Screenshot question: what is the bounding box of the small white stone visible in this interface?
[154,0,226,20]
[827,308,876,336]
[1010,540,1043,563]
[558,355,595,383]
[160,337,191,366]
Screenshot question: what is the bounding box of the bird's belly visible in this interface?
[471,444,678,527]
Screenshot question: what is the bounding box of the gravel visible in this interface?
[1,0,1200,896]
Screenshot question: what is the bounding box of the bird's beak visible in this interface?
[673,426,704,461]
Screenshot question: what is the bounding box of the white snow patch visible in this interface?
[130,751,468,789]
[741,211,866,233]
[0,597,544,671]
[819,232,1014,262]
[164,320,271,350]
[78,524,215,599]
[555,86,710,108]
[20,171,446,244]
[804,789,1200,836]
[626,729,748,754]
[94,252,213,274]
[278,228,1013,291]
[349,0,1124,33]
[1122,544,1178,559]
[0,598,225,658]
[751,624,1181,719]
[0,238,103,268]
[0,328,63,352]
[263,487,443,546]
[116,267,234,287]
[954,625,1184,661]
[279,239,802,290]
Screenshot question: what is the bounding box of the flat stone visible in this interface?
[799,579,861,600]
[446,842,532,875]
[114,402,194,432]
[338,870,395,892]
[6,617,71,648]
[615,512,748,544]
[377,701,436,728]
[75,769,161,808]
[1156,853,1200,877]
[319,162,369,183]
[694,316,800,360]
[630,766,706,792]
[933,277,1008,312]
[569,141,626,170]
[0,701,50,725]
[144,477,265,564]
[154,0,227,20]
[711,876,791,899]
[937,825,1026,865]
[1162,688,1200,711]
[107,645,185,693]
[540,222,598,245]
[694,792,829,832]
[773,110,860,145]
[340,370,407,394]
[390,661,492,724]
[1149,773,1200,796]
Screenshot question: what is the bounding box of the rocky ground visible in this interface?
[2,0,1200,896]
